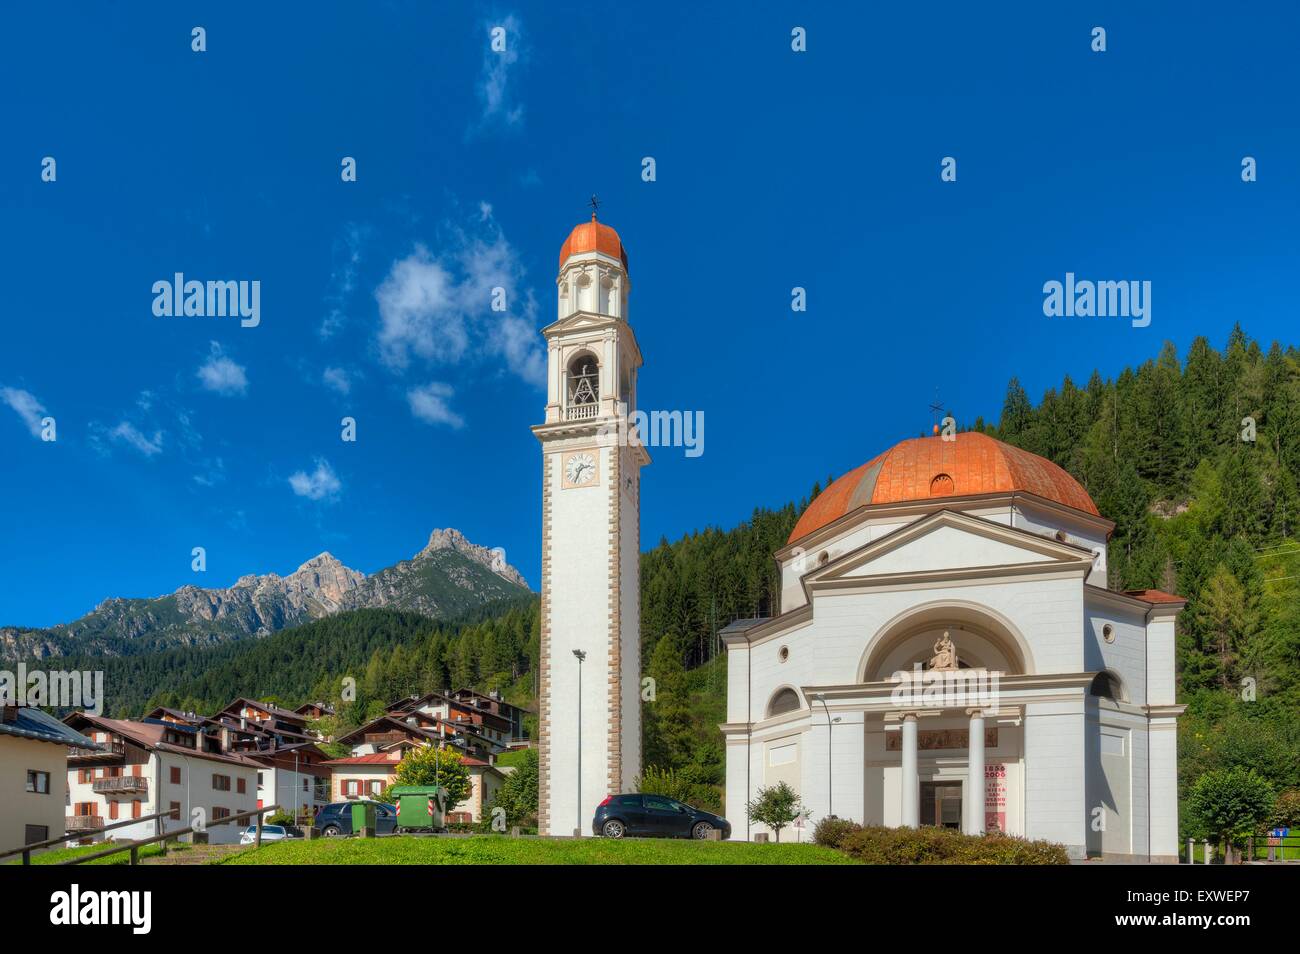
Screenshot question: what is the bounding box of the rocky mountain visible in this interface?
[0,529,530,660]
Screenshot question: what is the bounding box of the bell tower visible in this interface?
[533,211,648,836]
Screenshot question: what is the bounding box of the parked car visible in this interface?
[238,824,302,845]
[313,801,398,837]
[593,794,731,840]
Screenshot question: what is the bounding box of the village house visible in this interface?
[63,713,260,845]
[0,703,97,851]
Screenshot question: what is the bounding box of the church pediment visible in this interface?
[803,510,1094,591]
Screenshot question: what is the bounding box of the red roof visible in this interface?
[1123,589,1186,605]
[789,432,1099,543]
[323,754,400,765]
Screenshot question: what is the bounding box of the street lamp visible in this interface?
[573,649,586,835]
[813,693,840,819]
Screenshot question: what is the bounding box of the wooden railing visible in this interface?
[93,776,149,795]
[60,804,283,866]
[66,816,103,831]
[0,808,175,865]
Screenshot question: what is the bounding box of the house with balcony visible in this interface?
[63,713,260,845]
[387,692,513,751]
[0,703,97,852]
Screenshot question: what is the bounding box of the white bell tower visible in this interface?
[533,211,648,836]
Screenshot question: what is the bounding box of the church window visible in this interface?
[1102,623,1115,643]
[929,473,954,496]
[1090,670,1124,701]
[767,688,801,717]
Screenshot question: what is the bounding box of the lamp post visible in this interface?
[573,649,586,836]
[813,693,840,819]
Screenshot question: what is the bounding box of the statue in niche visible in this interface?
[927,631,959,671]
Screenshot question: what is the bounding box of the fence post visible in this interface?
[22,848,30,866]
[129,845,138,865]
[255,810,264,848]
[1203,839,1211,864]
[1186,838,1193,864]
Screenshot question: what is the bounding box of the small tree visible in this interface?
[488,747,539,829]
[747,782,803,843]
[1187,767,1273,863]
[383,745,472,813]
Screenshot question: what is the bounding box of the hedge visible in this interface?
[813,817,1069,865]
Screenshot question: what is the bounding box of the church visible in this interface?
[533,214,1185,862]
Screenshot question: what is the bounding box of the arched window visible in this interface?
[766,688,802,717]
[1090,670,1125,702]
[567,354,599,407]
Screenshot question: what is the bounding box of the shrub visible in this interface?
[1268,788,1300,831]
[835,826,1069,865]
[813,816,864,849]
[746,782,803,842]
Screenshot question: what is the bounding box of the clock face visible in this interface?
[564,452,597,486]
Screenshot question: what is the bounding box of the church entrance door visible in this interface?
[920,781,962,829]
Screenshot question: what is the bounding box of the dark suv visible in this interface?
[314,801,397,837]
[593,794,731,840]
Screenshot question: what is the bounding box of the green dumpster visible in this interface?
[391,785,449,831]
[350,800,377,836]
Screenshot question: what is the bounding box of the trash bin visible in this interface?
[390,786,449,831]
[351,800,377,836]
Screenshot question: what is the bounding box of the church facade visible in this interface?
[533,214,1185,860]
[721,433,1186,861]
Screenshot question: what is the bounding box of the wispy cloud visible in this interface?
[322,366,352,396]
[1,387,49,439]
[196,341,248,396]
[109,421,163,457]
[373,205,545,409]
[472,15,526,134]
[320,223,369,339]
[288,458,342,501]
[407,381,465,429]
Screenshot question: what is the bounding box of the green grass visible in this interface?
[494,748,533,768]
[6,842,170,865]
[218,834,857,865]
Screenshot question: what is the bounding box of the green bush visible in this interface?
[636,765,722,815]
[812,816,864,849]
[834,826,1069,865]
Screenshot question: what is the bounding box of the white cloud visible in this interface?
[109,421,163,457]
[407,382,465,429]
[474,15,525,132]
[1,387,49,439]
[288,458,342,501]
[373,208,545,388]
[196,342,248,396]
[322,366,352,396]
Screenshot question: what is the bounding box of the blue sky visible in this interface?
[2,2,1298,628]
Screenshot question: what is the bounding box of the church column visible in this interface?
[966,708,986,835]
[900,713,919,828]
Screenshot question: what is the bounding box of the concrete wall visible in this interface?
[1,736,69,852]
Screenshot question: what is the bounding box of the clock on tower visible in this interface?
[532,210,649,836]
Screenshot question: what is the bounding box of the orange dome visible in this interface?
[788,432,1099,543]
[559,217,628,271]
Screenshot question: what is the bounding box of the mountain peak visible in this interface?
[418,528,529,589]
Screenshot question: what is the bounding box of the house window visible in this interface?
[109,801,119,821]
[168,801,181,821]
[213,807,230,821]
[24,825,48,845]
[26,770,50,794]
[78,769,91,784]
[132,800,142,819]
[213,774,231,791]
[302,778,309,791]
[237,778,247,794]
[170,766,181,784]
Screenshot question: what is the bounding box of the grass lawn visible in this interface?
[5,842,170,865]
[219,834,856,865]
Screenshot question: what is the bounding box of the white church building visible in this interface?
[532,213,1185,861]
[721,433,1186,861]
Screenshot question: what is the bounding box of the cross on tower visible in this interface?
[589,194,600,220]
[929,390,944,432]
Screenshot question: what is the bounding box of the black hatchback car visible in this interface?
[313,801,398,837]
[593,794,731,840]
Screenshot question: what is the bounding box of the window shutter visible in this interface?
[109,801,118,820]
